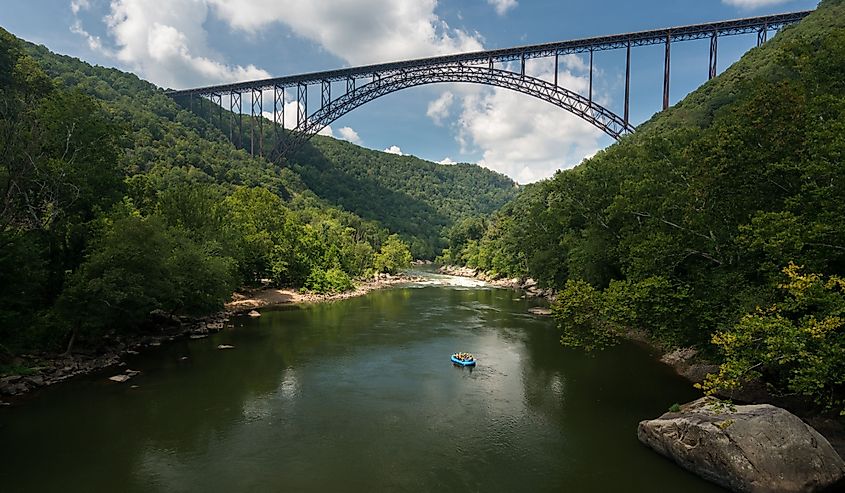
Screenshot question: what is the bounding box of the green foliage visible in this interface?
[553,280,622,352]
[0,27,440,356]
[448,2,845,365]
[373,235,413,274]
[55,216,237,344]
[292,137,517,258]
[701,264,845,414]
[553,276,691,350]
[304,267,355,294]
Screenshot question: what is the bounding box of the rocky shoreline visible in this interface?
[436,264,845,462]
[437,265,555,299]
[0,272,423,403]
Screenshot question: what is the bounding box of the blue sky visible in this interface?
[1,0,819,182]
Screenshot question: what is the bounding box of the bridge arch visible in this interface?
[275,64,634,158]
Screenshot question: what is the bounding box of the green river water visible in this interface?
[0,273,725,492]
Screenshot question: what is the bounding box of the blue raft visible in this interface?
[451,354,476,366]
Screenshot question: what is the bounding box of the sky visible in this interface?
[1,0,819,183]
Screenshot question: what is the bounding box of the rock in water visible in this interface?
[217,345,235,350]
[108,374,130,383]
[248,310,261,318]
[528,307,552,316]
[638,397,845,493]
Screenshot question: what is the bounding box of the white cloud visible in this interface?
[721,0,792,8]
[207,0,483,66]
[455,56,604,184]
[437,157,456,165]
[384,145,404,156]
[318,126,334,137]
[71,0,270,89]
[70,0,91,14]
[69,0,606,183]
[337,126,362,144]
[487,0,518,16]
[426,91,455,126]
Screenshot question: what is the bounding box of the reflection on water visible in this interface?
[0,277,725,492]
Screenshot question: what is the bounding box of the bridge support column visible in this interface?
[297,83,307,128]
[346,76,355,94]
[589,49,594,104]
[520,53,525,79]
[624,40,631,127]
[229,91,240,145]
[709,33,718,80]
[211,93,222,130]
[274,86,284,152]
[250,89,263,157]
[554,53,558,87]
[321,80,331,109]
[663,34,671,111]
[757,24,768,46]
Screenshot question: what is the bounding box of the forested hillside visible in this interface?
[0,20,519,356]
[1,24,502,357]
[293,138,516,258]
[444,0,845,412]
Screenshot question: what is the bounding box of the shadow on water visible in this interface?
[0,284,726,492]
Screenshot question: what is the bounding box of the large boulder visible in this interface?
[638,397,845,493]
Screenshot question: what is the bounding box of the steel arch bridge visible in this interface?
[277,65,633,158]
[166,10,811,162]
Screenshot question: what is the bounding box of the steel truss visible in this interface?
[168,11,809,98]
[271,65,635,159]
[167,10,811,162]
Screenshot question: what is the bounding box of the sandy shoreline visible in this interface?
[226,273,424,313]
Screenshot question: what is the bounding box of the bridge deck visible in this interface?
[166,10,811,97]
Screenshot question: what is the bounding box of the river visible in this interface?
[0,272,724,492]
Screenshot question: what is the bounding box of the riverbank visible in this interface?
[437,265,554,297]
[437,264,845,459]
[0,272,423,402]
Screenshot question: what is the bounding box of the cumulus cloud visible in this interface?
[337,126,362,144]
[426,91,455,126]
[69,0,605,183]
[455,56,604,184]
[207,0,483,65]
[721,0,792,8]
[487,0,518,16]
[71,0,269,89]
[437,157,457,165]
[384,145,404,156]
[70,0,91,14]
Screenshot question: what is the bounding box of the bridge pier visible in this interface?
[709,32,718,80]
[589,49,594,104]
[230,91,242,149]
[274,85,284,151]
[211,93,222,130]
[321,80,331,109]
[297,83,307,127]
[624,41,631,127]
[663,34,671,111]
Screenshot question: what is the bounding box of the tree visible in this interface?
[373,235,412,274]
[55,216,236,351]
[701,263,845,414]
